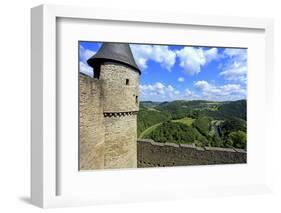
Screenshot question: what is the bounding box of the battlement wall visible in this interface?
[137,139,247,168]
[79,72,139,170]
[104,114,138,168]
[79,74,105,170]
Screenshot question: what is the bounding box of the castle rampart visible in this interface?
[137,139,247,167]
[80,43,141,170]
[79,74,105,170]
[104,114,138,168]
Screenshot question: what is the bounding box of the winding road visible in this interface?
[139,122,163,139]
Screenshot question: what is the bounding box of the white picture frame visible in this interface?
[31,4,274,208]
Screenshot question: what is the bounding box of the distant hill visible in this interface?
[157,100,221,110]
[140,101,162,108]
[154,99,246,120]
[217,99,247,120]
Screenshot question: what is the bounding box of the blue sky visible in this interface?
[79,41,247,102]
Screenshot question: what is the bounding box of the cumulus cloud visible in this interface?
[184,89,200,100]
[79,45,96,77]
[79,44,222,77]
[178,77,184,82]
[204,48,219,62]
[140,82,200,101]
[194,80,212,91]
[79,61,93,77]
[219,48,247,83]
[80,45,96,62]
[140,80,246,102]
[194,80,246,101]
[176,47,219,75]
[130,44,176,71]
[224,48,247,59]
[140,82,180,101]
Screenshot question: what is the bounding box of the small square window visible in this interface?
[126,79,129,85]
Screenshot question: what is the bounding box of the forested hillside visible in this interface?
[137,104,171,136]
[137,100,247,150]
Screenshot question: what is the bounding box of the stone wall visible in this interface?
[79,61,139,170]
[137,139,247,168]
[99,62,139,169]
[104,114,138,168]
[79,74,105,170]
[99,62,140,113]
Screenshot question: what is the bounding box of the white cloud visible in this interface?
[176,47,219,75]
[79,61,93,77]
[194,80,212,91]
[139,80,246,101]
[194,80,246,101]
[79,45,96,77]
[140,80,246,102]
[178,77,184,82]
[185,89,193,96]
[167,85,174,92]
[80,45,96,63]
[140,82,181,101]
[130,44,176,71]
[184,89,200,100]
[219,48,247,83]
[205,48,219,62]
[140,82,201,101]
[224,49,247,60]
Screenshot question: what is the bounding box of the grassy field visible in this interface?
[147,107,160,112]
[172,117,194,126]
[139,117,194,139]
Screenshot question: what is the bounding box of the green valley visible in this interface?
[137,99,247,150]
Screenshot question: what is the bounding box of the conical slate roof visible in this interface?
[87,43,141,73]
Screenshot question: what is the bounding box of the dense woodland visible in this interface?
[137,100,247,150]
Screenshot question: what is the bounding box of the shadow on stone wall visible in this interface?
[137,139,247,168]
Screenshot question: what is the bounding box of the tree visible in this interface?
[229,131,247,149]
[192,116,212,136]
[210,135,223,147]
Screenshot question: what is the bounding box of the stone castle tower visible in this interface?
[80,43,141,170]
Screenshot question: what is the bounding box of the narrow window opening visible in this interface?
[136,96,138,104]
[93,65,100,79]
[126,79,129,85]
